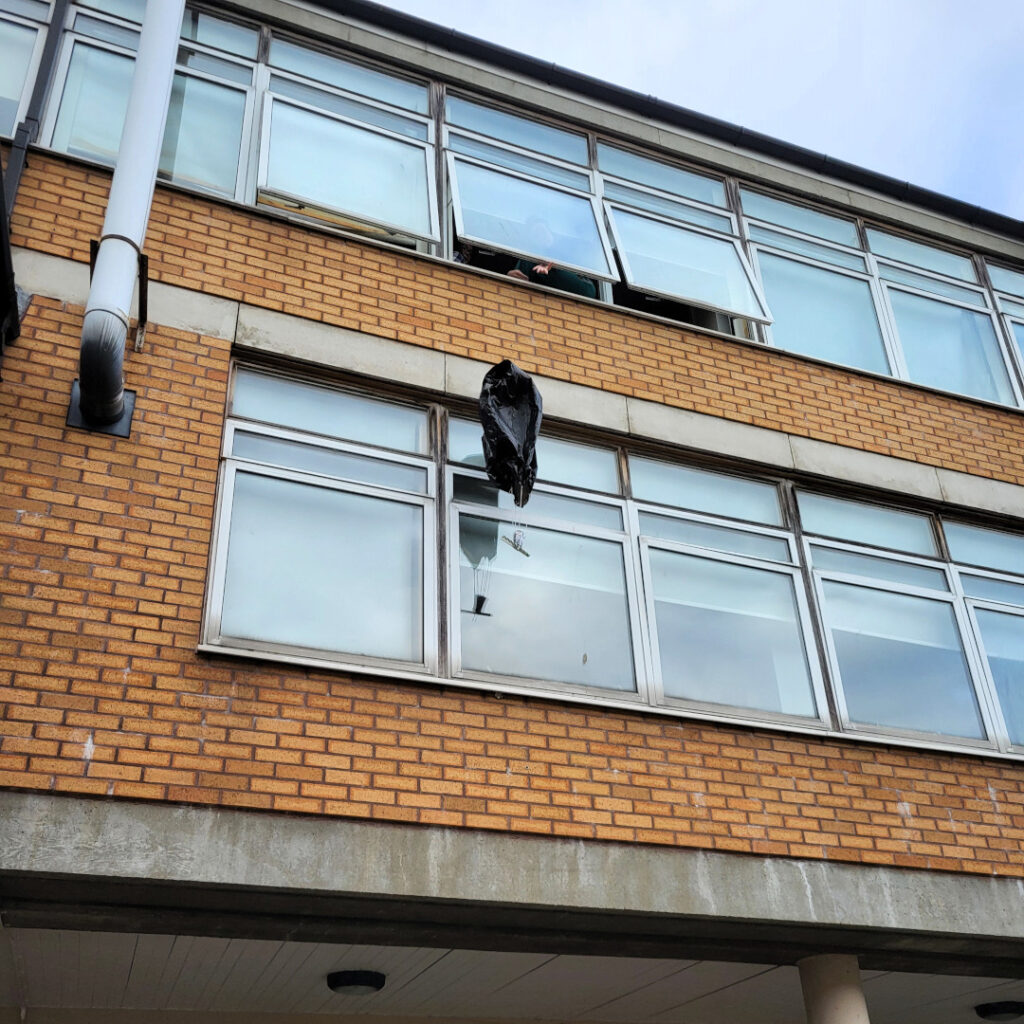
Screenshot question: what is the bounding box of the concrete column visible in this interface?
[798,954,871,1024]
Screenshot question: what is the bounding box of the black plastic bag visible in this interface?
[478,359,543,506]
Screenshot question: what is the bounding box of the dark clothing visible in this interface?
[514,259,597,299]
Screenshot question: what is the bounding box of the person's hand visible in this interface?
[532,262,553,275]
[507,268,529,281]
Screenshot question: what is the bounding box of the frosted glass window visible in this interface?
[975,609,1024,745]
[609,207,766,319]
[452,159,612,278]
[232,370,428,453]
[221,473,423,663]
[159,74,244,195]
[811,546,948,590]
[232,432,427,493]
[740,189,859,248]
[823,581,983,738]
[270,38,428,113]
[868,228,976,282]
[759,252,889,374]
[452,476,621,530]
[0,18,35,136]
[599,143,725,207]
[458,517,635,690]
[749,225,866,272]
[989,263,1024,299]
[798,492,936,555]
[650,551,816,717]
[448,95,587,164]
[51,43,133,163]
[604,181,732,234]
[180,11,258,58]
[879,264,983,306]
[632,457,782,525]
[449,134,590,190]
[889,289,1014,405]
[270,76,426,140]
[945,522,1024,576]
[640,514,791,562]
[265,101,433,239]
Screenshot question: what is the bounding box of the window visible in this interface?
[0,0,48,138]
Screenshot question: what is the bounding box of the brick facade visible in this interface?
[4,151,1024,879]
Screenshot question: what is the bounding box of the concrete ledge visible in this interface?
[2,792,1024,945]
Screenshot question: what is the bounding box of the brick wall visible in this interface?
[3,152,1024,877]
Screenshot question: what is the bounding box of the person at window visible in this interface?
[506,217,597,299]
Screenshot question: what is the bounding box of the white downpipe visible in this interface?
[78,0,184,424]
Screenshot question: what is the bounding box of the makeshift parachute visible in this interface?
[478,359,543,507]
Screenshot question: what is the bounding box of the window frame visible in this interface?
[0,1,50,139]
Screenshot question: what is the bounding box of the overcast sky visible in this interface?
[377,0,1024,221]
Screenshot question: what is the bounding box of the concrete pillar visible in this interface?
[798,954,870,1024]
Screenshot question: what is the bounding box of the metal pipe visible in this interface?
[78,0,184,425]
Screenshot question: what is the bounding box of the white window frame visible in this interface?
[0,2,50,139]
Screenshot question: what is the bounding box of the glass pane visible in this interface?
[270,37,428,114]
[868,228,976,282]
[51,43,133,163]
[1012,321,1024,369]
[823,581,983,738]
[221,473,423,662]
[759,252,889,374]
[604,181,732,234]
[975,609,1024,744]
[270,75,426,140]
[447,95,586,165]
[77,0,143,21]
[962,575,1024,605]
[650,550,816,716]
[989,263,1024,299]
[458,516,635,690]
[266,101,433,238]
[448,417,484,466]
[740,189,859,248]
[632,457,782,525]
[641,514,791,562]
[946,521,1024,576]
[180,10,258,58]
[0,1,49,19]
[74,13,137,48]
[177,47,252,86]
[452,475,621,530]
[797,492,936,555]
[232,369,429,453]
[159,74,244,195]
[748,225,866,272]
[889,289,1014,405]
[598,143,725,207]
[611,207,765,319]
[449,133,590,191]
[453,158,611,278]
[1003,298,1024,318]
[879,264,984,305]
[0,19,34,136]
[232,432,427,493]
[811,546,948,590]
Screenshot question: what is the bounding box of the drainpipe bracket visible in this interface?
[66,379,136,437]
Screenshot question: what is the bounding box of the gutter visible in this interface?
[70,0,184,434]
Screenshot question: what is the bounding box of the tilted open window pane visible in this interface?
[232,369,429,453]
[51,42,133,163]
[264,100,434,239]
[0,18,35,136]
[868,228,976,282]
[740,189,859,248]
[822,581,984,738]
[220,472,424,663]
[650,550,816,717]
[159,73,245,195]
[758,252,889,375]
[451,158,614,279]
[270,37,428,114]
[975,609,1024,745]
[607,206,768,320]
[798,492,937,555]
[457,516,635,691]
[945,521,1024,576]
[632,457,782,525]
[599,143,726,207]
[888,289,1014,405]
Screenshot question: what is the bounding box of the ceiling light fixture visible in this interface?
[975,1003,1024,1022]
[326,970,387,995]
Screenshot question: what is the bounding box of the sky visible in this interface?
[376,0,1024,221]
